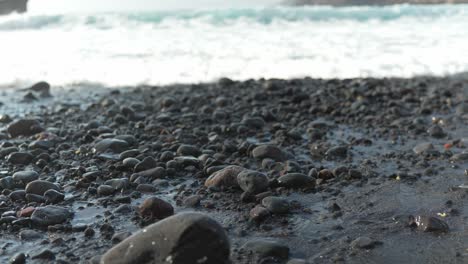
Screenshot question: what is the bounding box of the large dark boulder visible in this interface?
[100,212,230,264]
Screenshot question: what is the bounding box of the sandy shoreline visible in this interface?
[0,76,467,263]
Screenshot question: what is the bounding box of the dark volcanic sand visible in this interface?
[0,77,467,264]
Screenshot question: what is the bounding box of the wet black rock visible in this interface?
[262,196,290,214]
[409,216,449,232]
[12,170,39,184]
[0,146,18,158]
[31,206,73,226]
[252,145,287,162]
[25,180,60,195]
[97,185,116,196]
[278,173,314,188]
[177,144,202,157]
[242,117,266,129]
[241,239,289,260]
[134,157,157,172]
[427,125,446,138]
[325,146,348,159]
[0,176,15,190]
[100,212,230,264]
[7,119,44,138]
[7,152,33,165]
[31,249,55,260]
[139,197,174,221]
[93,138,129,154]
[44,189,65,204]
[9,253,26,264]
[237,170,269,194]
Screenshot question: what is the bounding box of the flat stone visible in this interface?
[31,206,72,226]
[278,173,314,188]
[100,212,230,264]
[93,139,129,154]
[19,229,42,240]
[350,236,381,249]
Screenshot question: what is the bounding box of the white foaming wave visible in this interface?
[1,6,468,87]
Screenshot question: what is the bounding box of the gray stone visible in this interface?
[278,173,314,188]
[252,145,287,161]
[93,139,129,154]
[413,143,434,155]
[100,212,230,264]
[241,239,289,260]
[176,144,201,157]
[25,180,60,195]
[19,229,42,240]
[262,196,290,214]
[237,170,269,194]
[12,171,39,184]
[31,206,72,226]
[7,119,44,138]
[44,189,64,204]
[7,152,33,165]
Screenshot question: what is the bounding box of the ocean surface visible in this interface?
[1,4,468,87]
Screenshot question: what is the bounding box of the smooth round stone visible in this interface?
[19,229,43,240]
[237,170,269,194]
[9,253,26,264]
[119,149,140,160]
[122,158,140,168]
[325,146,348,159]
[278,173,314,188]
[12,171,39,184]
[249,205,270,222]
[31,206,73,226]
[262,196,290,214]
[139,197,174,220]
[242,117,265,129]
[176,144,201,157]
[7,152,34,165]
[97,185,116,196]
[241,239,289,260]
[44,189,65,204]
[183,195,202,207]
[0,176,15,190]
[350,236,380,249]
[25,180,60,196]
[93,138,129,154]
[252,145,286,161]
[411,216,449,232]
[7,119,44,138]
[134,157,157,172]
[9,190,26,202]
[101,212,230,264]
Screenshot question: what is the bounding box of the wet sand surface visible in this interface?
[0,77,467,264]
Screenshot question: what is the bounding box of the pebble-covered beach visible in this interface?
[0,77,467,263]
